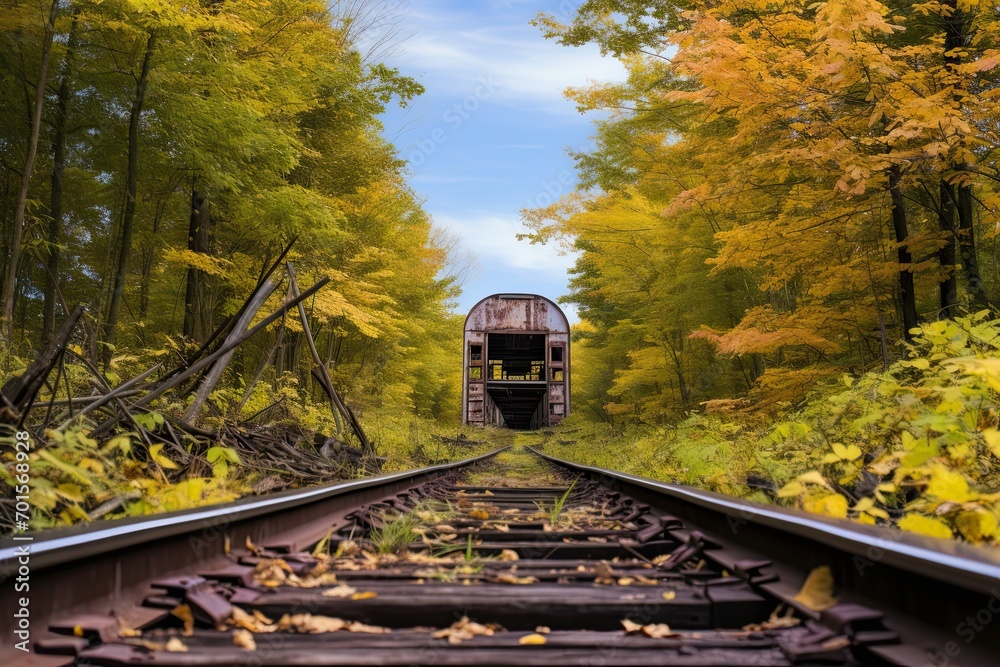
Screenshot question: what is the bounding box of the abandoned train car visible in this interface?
[462,293,569,429]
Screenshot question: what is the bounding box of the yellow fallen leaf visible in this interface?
[499,549,519,561]
[617,577,635,586]
[494,573,538,584]
[621,619,643,633]
[345,621,391,634]
[802,493,848,519]
[433,617,494,645]
[661,590,676,600]
[232,629,256,650]
[469,509,490,520]
[165,638,188,652]
[955,510,999,544]
[351,591,378,600]
[228,607,274,633]
[322,584,358,598]
[744,605,801,631]
[899,513,953,539]
[640,623,677,638]
[518,633,547,645]
[793,566,837,611]
[171,604,195,636]
[535,626,550,634]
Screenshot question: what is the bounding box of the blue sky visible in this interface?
[370,0,626,321]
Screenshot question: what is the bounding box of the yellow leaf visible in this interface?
[803,493,848,519]
[350,591,378,600]
[793,566,837,611]
[171,604,195,636]
[518,633,547,645]
[149,444,179,470]
[661,590,676,600]
[925,465,973,502]
[954,511,998,544]
[982,429,1000,459]
[899,514,952,539]
[232,629,256,650]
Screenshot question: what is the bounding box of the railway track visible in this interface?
[2,446,999,666]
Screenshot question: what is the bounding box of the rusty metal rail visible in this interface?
[3,446,999,666]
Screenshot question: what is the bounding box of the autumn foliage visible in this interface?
[528,0,1000,541]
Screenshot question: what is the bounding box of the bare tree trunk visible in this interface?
[956,182,986,310]
[888,167,918,339]
[43,13,78,344]
[103,32,155,362]
[3,0,61,343]
[183,190,210,341]
[939,180,959,319]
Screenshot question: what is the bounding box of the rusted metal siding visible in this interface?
[463,294,570,428]
[465,293,569,332]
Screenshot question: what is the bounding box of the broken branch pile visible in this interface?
[0,257,381,532]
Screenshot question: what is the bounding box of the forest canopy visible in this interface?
[0,0,461,421]
[523,0,1000,543]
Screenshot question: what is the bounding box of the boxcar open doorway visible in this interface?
[462,294,570,429]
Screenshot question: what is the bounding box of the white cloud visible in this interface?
[383,9,626,114]
[435,212,577,275]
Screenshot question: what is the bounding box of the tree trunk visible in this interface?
[888,167,918,339]
[183,190,211,341]
[956,183,986,310]
[103,32,156,362]
[938,180,959,319]
[43,13,78,344]
[939,0,980,315]
[3,0,61,343]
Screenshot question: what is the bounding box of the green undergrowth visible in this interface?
[539,314,1000,547]
[0,383,499,531]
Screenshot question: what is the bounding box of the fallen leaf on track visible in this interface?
[494,572,538,584]
[433,616,496,645]
[519,633,547,645]
[171,604,195,636]
[232,629,256,650]
[321,584,357,598]
[793,566,838,611]
[165,638,188,652]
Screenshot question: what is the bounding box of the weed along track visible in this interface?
[3,447,1000,666]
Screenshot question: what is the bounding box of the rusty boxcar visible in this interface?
[462,293,570,429]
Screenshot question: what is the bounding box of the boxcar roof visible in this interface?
[464,293,570,333]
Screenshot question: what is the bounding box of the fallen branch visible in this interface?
[184,277,279,423]
[1,305,83,426]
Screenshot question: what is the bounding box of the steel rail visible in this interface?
[0,447,507,571]
[529,447,1000,594]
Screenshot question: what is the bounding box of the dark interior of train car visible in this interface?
[486,333,546,429]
